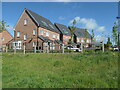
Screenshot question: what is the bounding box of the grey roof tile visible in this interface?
[74,28,92,38]
[38,36,53,42]
[54,23,71,36]
[25,9,60,33]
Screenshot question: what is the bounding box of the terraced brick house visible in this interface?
[0,29,13,51]
[73,28,92,48]
[54,23,71,45]
[14,8,61,50]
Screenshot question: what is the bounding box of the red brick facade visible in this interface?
[14,10,60,50]
[0,30,13,46]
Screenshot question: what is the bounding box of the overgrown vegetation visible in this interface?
[2,51,118,88]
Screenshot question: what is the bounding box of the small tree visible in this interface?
[112,22,118,45]
[84,29,88,43]
[106,37,112,48]
[69,19,77,44]
[0,20,9,32]
[91,29,94,42]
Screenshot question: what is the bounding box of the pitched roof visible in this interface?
[54,23,71,36]
[54,40,63,44]
[74,28,92,38]
[25,8,60,33]
[38,36,53,42]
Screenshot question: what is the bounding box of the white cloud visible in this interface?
[94,35,107,42]
[80,18,98,29]
[69,16,105,32]
[96,26,105,32]
[58,16,66,20]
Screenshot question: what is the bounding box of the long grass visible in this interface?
[2,51,118,88]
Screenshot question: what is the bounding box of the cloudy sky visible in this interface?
[2,2,118,42]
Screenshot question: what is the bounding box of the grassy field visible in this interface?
[2,51,118,88]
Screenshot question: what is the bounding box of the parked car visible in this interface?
[67,46,82,52]
[113,47,119,51]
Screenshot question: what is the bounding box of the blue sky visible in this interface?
[2,2,118,42]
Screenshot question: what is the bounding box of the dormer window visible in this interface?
[24,19,28,25]
[33,29,36,35]
[17,32,20,37]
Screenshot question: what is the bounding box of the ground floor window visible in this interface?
[13,41,22,49]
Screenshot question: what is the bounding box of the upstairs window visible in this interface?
[40,29,44,35]
[56,35,58,39]
[24,19,28,25]
[1,37,4,41]
[17,32,20,37]
[46,31,49,36]
[33,29,36,35]
[81,39,84,42]
[77,38,80,42]
[87,39,89,43]
[24,34,27,40]
[52,34,56,38]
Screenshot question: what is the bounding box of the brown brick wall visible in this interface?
[14,10,38,50]
[0,30,13,46]
[14,10,60,50]
[38,27,60,41]
[63,35,71,45]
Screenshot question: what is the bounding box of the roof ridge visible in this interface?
[26,8,50,22]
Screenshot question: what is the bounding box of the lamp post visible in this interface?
[116,16,120,51]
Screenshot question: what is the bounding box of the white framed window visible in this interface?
[46,31,49,36]
[77,38,80,42]
[81,39,84,42]
[55,35,58,39]
[65,37,69,41]
[24,19,28,25]
[1,37,4,41]
[33,42,36,47]
[40,29,44,35]
[44,42,48,47]
[24,34,27,40]
[13,41,22,49]
[87,39,89,43]
[52,34,56,38]
[17,32,20,37]
[33,29,36,35]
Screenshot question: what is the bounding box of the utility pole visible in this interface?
[116,17,120,51]
[116,1,120,51]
